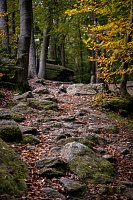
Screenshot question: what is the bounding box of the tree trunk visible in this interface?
[28,3,37,79]
[0,0,10,53]
[61,42,65,67]
[38,27,50,79]
[16,0,32,91]
[11,10,17,55]
[90,50,96,83]
[120,0,133,97]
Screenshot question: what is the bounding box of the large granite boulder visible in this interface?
[0,120,22,142]
[45,63,74,81]
[61,142,115,184]
[66,83,104,95]
[0,138,28,195]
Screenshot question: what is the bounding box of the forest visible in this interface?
[0,0,133,200]
[0,0,132,94]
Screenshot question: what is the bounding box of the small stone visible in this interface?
[0,108,11,119]
[19,125,38,135]
[13,91,33,101]
[58,84,67,93]
[35,79,45,84]
[26,145,36,151]
[36,157,67,169]
[38,167,64,178]
[120,181,133,187]
[43,187,66,200]
[117,147,130,155]
[33,87,49,94]
[59,177,86,195]
[102,154,117,163]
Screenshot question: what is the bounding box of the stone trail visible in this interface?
[0,79,132,200]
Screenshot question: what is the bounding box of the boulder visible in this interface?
[11,102,35,114]
[57,134,108,148]
[0,120,22,142]
[19,125,38,135]
[36,157,67,178]
[66,83,104,95]
[36,157,67,169]
[61,142,115,184]
[43,187,66,200]
[11,112,25,122]
[45,63,74,82]
[13,91,33,101]
[38,167,64,178]
[59,177,86,196]
[0,108,12,119]
[27,99,58,111]
[21,134,40,144]
[87,124,118,134]
[32,87,50,94]
[0,138,28,195]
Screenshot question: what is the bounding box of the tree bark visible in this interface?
[120,0,133,97]
[16,0,32,91]
[0,0,10,53]
[38,27,50,79]
[28,3,37,79]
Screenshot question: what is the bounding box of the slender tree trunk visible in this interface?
[78,22,84,83]
[11,10,17,55]
[61,41,65,67]
[49,38,57,61]
[120,0,133,97]
[16,0,32,91]
[90,50,96,83]
[0,0,10,53]
[28,3,37,79]
[38,27,50,79]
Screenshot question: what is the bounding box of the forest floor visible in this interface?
[0,80,133,200]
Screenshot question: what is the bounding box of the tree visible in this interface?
[28,1,37,79]
[0,0,10,53]
[15,0,32,91]
[68,0,133,95]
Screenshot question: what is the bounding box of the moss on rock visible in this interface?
[21,134,40,144]
[28,99,58,111]
[0,138,28,195]
[11,113,25,122]
[61,142,115,184]
[102,96,133,114]
[0,120,22,142]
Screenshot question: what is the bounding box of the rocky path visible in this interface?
[0,80,133,200]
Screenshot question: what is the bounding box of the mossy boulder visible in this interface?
[57,134,109,148]
[27,99,58,111]
[46,63,74,81]
[0,138,28,195]
[0,120,22,142]
[102,97,133,114]
[11,112,25,122]
[11,102,35,114]
[21,134,40,144]
[61,142,115,184]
